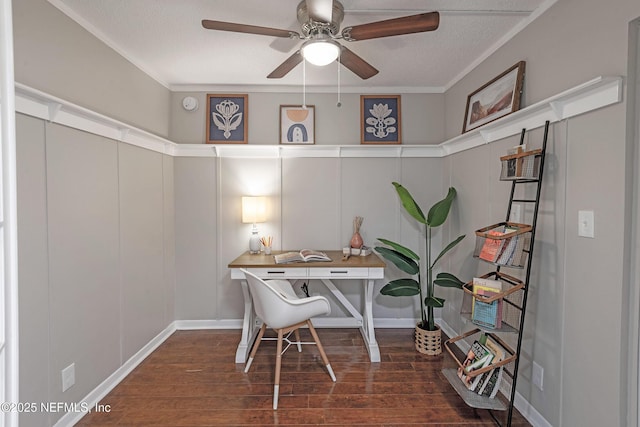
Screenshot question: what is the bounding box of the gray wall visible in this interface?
[16,116,175,426]
[170,91,445,145]
[13,0,171,137]
[173,154,445,322]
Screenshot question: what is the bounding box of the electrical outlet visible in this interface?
[532,361,544,391]
[62,363,75,392]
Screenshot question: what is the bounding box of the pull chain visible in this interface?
[302,58,307,108]
[336,53,342,107]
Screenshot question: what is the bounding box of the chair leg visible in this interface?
[306,320,336,382]
[294,328,302,352]
[244,323,267,373]
[273,328,284,410]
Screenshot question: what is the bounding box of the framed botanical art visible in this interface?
[462,61,526,133]
[206,94,248,144]
[280,105,315,144]
[361,95,401,144]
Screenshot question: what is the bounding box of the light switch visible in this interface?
[578,210,595,238]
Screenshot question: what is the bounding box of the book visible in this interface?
[470,277,502,321]
[472,288,503,329]
[477,366,504,398]
[476,336,507,398]
[507,233,530,266]
[496,235,518,264]
[478,230,506,262]
[471,278,503,329]
[274,249,331,264]
[457,340,494,391]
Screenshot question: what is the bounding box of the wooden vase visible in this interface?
[414,323,442,356]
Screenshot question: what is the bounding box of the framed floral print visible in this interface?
[206,94,248,144]
[280,105,315,144]
[361,95,401,144]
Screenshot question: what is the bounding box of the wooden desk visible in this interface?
[229,250,385,363]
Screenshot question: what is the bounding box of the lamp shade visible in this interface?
[301,40,340,66]
[242,196,267,224]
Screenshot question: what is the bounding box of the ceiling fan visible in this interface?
[202,0,439,80]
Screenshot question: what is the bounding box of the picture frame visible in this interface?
[279,105,315,144]
[462,61,526,133]
[206,94,248,144]
[360,95,401,145]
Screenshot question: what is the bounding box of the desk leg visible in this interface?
[360,278,380,362]
[235,278,257,364]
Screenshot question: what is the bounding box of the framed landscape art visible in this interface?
[361,95,401,144]
[462,61,525,133]
[280,105,315,144]
[206,94,248,144]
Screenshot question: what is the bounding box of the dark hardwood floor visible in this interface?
[77,328,532,426]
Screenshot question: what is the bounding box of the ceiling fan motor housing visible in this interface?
[297,0,344,37]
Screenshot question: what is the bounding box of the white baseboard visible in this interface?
[53,323,177,427]
[174,319,243,330]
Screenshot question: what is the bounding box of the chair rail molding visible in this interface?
[12,76,623,159]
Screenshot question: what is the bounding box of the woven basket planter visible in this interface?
[414,323,442,356]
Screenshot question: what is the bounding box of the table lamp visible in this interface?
[242,196,266,254]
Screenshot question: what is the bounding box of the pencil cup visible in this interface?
[263,246,272,255]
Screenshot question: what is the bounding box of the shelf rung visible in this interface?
[511,198,537,203]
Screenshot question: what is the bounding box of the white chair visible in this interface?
[240,269,336,409]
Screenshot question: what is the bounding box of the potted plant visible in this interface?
[376,182,465,355]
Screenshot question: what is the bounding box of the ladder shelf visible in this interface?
[442,121,549,426]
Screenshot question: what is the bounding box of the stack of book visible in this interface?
[477,225,529,267]
[456,333,506,399]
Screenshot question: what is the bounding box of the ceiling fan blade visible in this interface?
[339,46,378,80]
[305,0,333,23]
[342,11,439,41]
[202,20,298,38]
[267,51,303,78]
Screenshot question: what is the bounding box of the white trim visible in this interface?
[14,83,176,154]
[175,317,424,329]
[0,0,19,425]
[14,76,622,160]
[171,84,445,94]
[373,318,421,328]
[174,319,243,330]
[53,323,177,427]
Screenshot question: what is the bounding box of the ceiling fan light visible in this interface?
[301,40,340,66]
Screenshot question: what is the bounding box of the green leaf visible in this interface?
[434,272,465,289]
[392,182,426,224]
[431,234,465,268]
[374,247,419,275]
[377,238,419,261]
[426,187,456,227]
[424,296,445,308]
[380,278,420,296]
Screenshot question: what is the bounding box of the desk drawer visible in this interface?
[248,268,308,279]
[310,267,370,278]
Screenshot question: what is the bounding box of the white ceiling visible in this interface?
[48,0,552,92]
